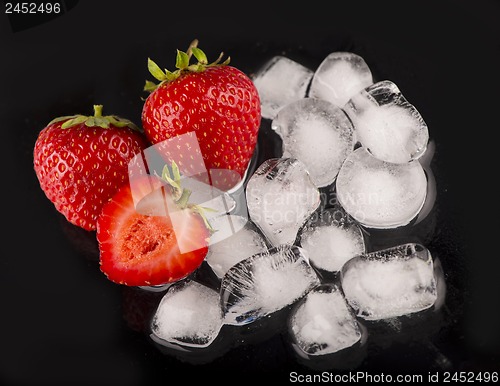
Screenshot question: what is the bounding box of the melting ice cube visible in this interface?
[151,280,223,348]
[220,245,320,325]
[289,284,362,355]
[336,147,427,229]
[206,214,269,279]
[344,80,429,163]
[252,56,314,120]
[299,207,366,273]
[246,158,321,247]
[308,52,373,107]
[271,98,355,187]
[340,243,438,320]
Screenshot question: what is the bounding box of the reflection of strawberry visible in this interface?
[97,167,211,286]
[33,105,148,231]
[141,39,261,190]
[121,286,165,333]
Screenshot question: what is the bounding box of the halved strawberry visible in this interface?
[97,171,211,286]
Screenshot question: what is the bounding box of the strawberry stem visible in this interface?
[93,105,103,117]
[161,161,215,233]
[186,39,199,60]
[176,188,192,209]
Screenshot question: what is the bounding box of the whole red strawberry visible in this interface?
[33,105,148,231]
[141,40,261,191]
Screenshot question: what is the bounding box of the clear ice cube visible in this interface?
[245,158,321,247]
[151,280,223,348]
[289,284,362,355]
[340,243,438,320]
[336,147,427,229]
[344,80,429,163]
[271,98,355,187]
[221,245,320,325]
[299,207,366,273]
[308,52,373,107]
[206,214,269,279]
[252,56,314,120]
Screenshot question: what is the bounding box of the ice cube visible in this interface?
[308,52,373,107]
[252,56,314,120]
[221,245,320,325]
[289,284,362,355]
[206,214,269,279]
[344,80,429,163]
[340,243,438,320]
[271,98,355,187]
[299,207,366,273]
[336,147,427,229]
[245,158,321,247]
[151,280,223,348]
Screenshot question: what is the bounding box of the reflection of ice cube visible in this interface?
[246,158,321,247]
[289,284,361,355]
[271,98,355,187]
[252,56,314,120]
[206,215,269,279]
[221,245,320,325]
[344,80,429,163]
[299,207,365,273]
[151,280,223,348]
[336,147,427,229]
[308,52,373,107]
[340,243,437,320]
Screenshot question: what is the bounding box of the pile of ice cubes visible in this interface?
[149,51,443,362]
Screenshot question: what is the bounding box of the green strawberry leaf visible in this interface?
[191,47,207,65]
[165,69,178,81]
[143,39,230,94]
[107,116,140,131]
[48,115,78,125]
[176,50,189,70]
[148,58,168,82]
[61,115,87,129]
[144,80,158,92]
[56,105,142,132]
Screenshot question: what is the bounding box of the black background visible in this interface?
[1,0,499,384]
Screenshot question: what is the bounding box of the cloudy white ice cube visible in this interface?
[220,245,320,325]
[344,80,429,163]
[151,280,223,348]
[289,284,362,355]
[336,147,427,229]
[206,214,269,278]
[299,207,366,273]
[252,55,313,120]
[340,243,438,320]
[271,98,355,187]
[246,157,321,247]
[308,52,373,107]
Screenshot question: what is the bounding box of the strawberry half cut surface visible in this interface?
[97,171,211,287]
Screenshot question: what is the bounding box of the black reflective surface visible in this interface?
[1,0,499,384]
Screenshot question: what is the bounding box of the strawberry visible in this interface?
[96,164,212,286]
[33,105,148,231]
[141,39,261,191]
